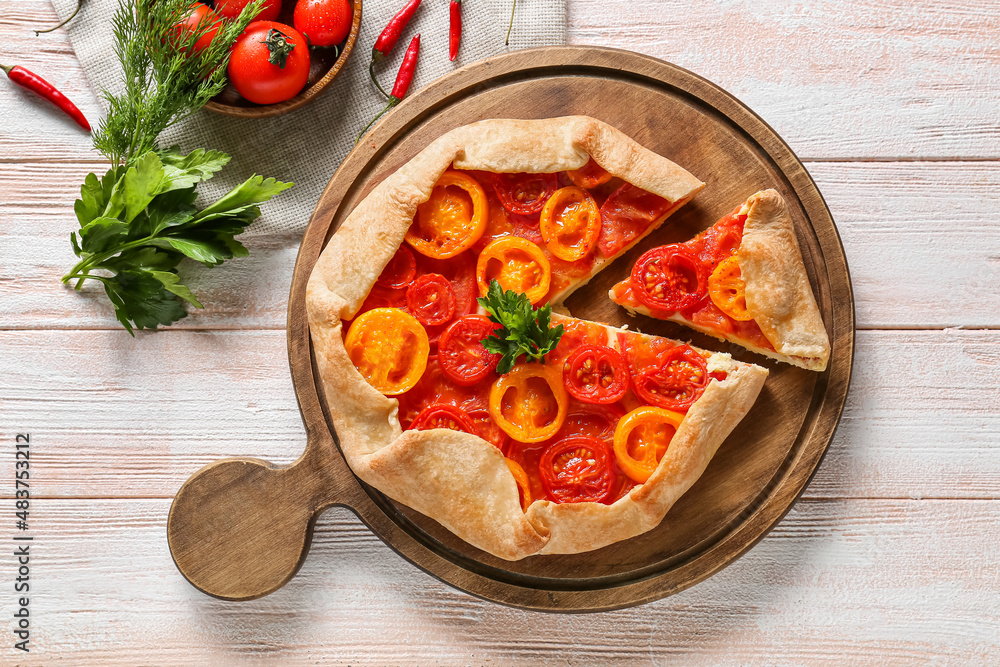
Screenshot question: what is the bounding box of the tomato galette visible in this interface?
[610,190,831,371]
[306,117,771,560]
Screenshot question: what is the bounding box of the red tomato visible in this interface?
[466,408,510,452]
[631,244,707,312]
[406,273,457,326]
[632,345,709,412]
[214,0,281,22]
[415,251,478,317]
[694,207,746,267]
[492,173,558,215]
[438,316,502,387]
[539,435,615,504]
[376,245,417,289]
[228,21,310,105]
[617,331,675,377]
[409,404,478,435]
[546,317,607,366]
[171,3,222,55]
[684,295,736,335]
[598,183,675,257]
[294,0,353,47]
[562,344,629,405]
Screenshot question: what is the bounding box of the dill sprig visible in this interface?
[94,0,265,166]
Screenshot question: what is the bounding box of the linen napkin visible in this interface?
[49,0,567,236]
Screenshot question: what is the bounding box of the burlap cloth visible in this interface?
[50,0,567,236]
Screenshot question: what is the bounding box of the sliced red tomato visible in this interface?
[493,172,558,215]
[539,435,615,504]
[631,244,707,312]
[377,245,417,289]
[632,344,709,412]
[563,344,629,405]
[694,207,746,267]
[409,403,478,435]
[467,408,510,452]
[598,183,676,257]
[438,315,502,387]
[547,318,609,366]
[396,359,490,428]
[406,273,457,326]
[617,331,675,376]
[416,251,478,317]
[554,403,625,443]
[683,295,736,336]
[566,158,613,190]
[355,283,408,317]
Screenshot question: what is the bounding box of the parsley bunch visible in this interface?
[61,0,292,334]
[478,280,565,374]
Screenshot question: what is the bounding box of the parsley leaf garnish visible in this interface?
[61,147,292,335]
[478,280,564,374]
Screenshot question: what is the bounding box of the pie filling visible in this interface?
[342,162,726,510]
[609,206,778,353]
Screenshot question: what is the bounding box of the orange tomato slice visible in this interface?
[612,406,685,483]
[489,363,568,443]
[708,255,754,321]
[539,186,602,261]
[343,308,430,395]
[476,237,551,305]
[505,458,532,510]
[405,171,487,259]
[566,158,613,190]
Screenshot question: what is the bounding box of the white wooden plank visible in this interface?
[1,329,998,500]
[2,161,999,330]
[0,498,995,663]
[568,0,1000,159]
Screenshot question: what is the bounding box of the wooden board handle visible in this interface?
[167,444,338,600]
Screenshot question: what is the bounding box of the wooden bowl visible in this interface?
[168,47,855,610]
[204,0,363,119]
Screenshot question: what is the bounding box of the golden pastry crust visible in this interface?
[610,190,831,372]
[306,116,767,560]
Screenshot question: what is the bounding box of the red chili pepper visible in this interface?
[358,34,420,144]
[1,63,91,132]
[449,0,462,61]
[370,0,422,98]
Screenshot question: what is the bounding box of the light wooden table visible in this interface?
[2,0,999,663]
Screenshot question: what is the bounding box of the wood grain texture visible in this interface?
[0,498,997,664]
[5,158,1000,330]
[568,0,1000,159]
[2,329,997,501]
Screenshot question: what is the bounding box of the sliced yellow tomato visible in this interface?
[505,458,532,511]
[708,255,754,322]
[566,158,613,189]
[343,308,429,395]
[405,171,487,259]
[489,363,568,443]
[539,186,601,261]
[612,406,685,483]
[476,237,551,305]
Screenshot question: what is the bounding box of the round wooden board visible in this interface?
[169,46,854,611]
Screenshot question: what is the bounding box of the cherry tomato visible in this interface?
[695,207,746,267]
[506,458,532,510]
[294,0,353,47]
[708,255,754,321]
[438,315,502,386]
[490,363,568,443]
[397,359,483,426]
[171,3,222,55]
[405,273,457,327]
[214,0,281,22]
[546,317,608,366]
[566,158,613,190]
[554,403,625,443]
[344,308,429,395]
[409,403,478,435]
[562,344,629,405]
[416,251,478,318]
[598,183,676,257]
[406,171,487,259]
[228,21,310,105]
[539,435,615,504]
[613,406,685,483]
[539,186,601,261]
[633,344,709,412]
[493,173,558,215]
[376,245,417,289]
[476,237,551,305]
[631,244,707,312]
[474,188,544,251]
